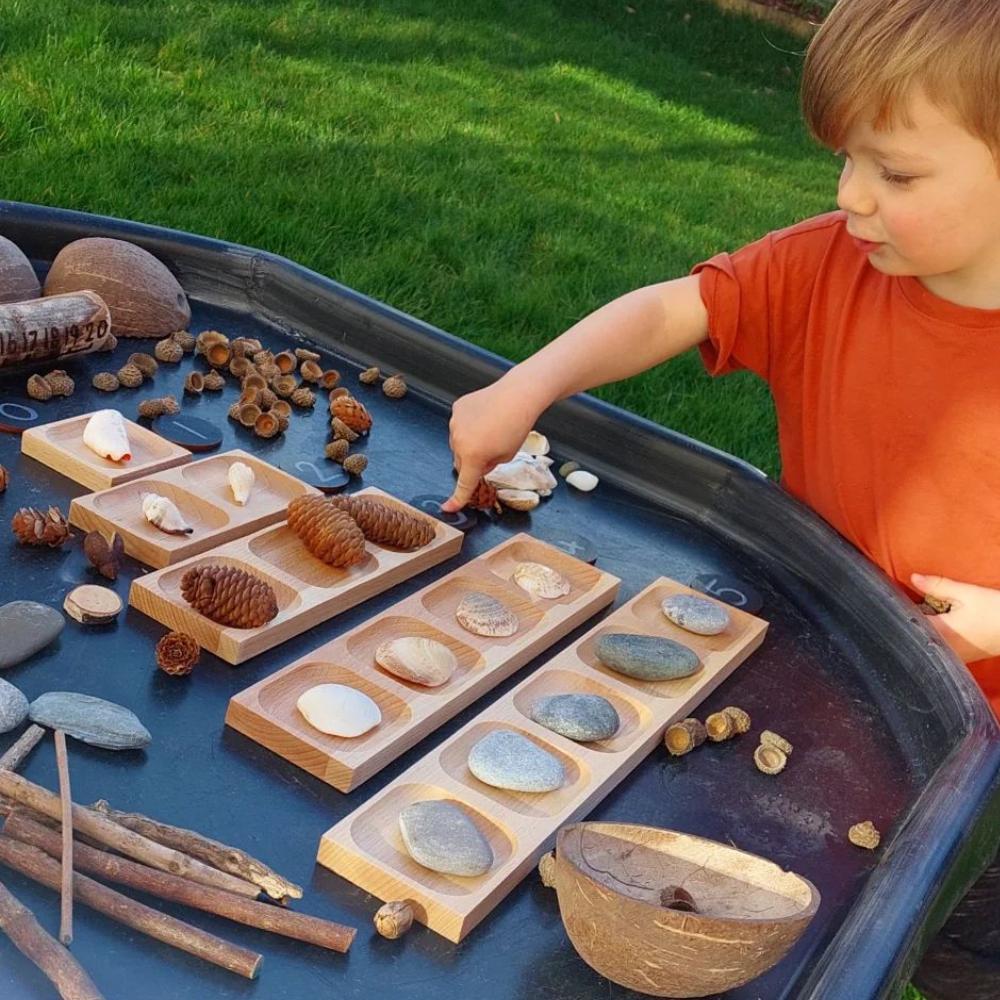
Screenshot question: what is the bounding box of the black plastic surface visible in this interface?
[1,201,998,1000]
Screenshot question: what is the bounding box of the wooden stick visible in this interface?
[0,725,46,772]
[0,878,104,1000]
[0,835,262,979]
[0,771,260,899]
[5,812,355,953]
[90,798,303,902]
[54,730,74,945]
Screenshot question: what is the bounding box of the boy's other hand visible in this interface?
[911,573,1000,663]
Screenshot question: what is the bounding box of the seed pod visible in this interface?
[325,439,350,462]
[171,330,196,353]
[664,718,706,756]
[848,821,881,850]
[43,370,75,397]
[206,342,232,368]
[184,371,204,394]
[374,901,413,940]
[760,730,793,755]
[92,372,120,392]
[290,386,315,408]
[342,454,368,476]
[156,631,200,676]
[382,375,407,399]
[254,411,281,439]
[238,403,262,428]
[127,352,159,377]
[272,374,297,398]
[330,416,359,442]
[202,370,225,391]
[723,706,751,734]
[117,363,144,389]
[705,711,734,743]
[154,337,184,363]
[242,372,267,392]
[328,386,350,400]
[320,369,341,389]
[299,360,323,383]
[538,852,556,888]
[359,366,380,384]
[295,347,321,362]
[26,374,53,401]
[754,743,787,775]
[274,350,298,375]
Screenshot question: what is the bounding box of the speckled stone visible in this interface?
[0,678,29,734]
[0,601,64,670]
[529,693,620,742]
[595,633,701,682]
[467,729,565,792]
[661,594,730,636]
[399,800,493,877]
[29,692,151,750]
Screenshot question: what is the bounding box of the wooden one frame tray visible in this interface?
[21,410,192,491]
[318,577,769,942]
[69,449,320,568]
[225,534,621,792]
[128,488,464,664]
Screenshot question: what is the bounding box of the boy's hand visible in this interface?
[911,573,1000,663]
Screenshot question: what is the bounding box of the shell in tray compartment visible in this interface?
[297,683,381,738]
[511,561,570,599]
[455,592,518,638]
[375,636,457,688]
[82,409,131,463]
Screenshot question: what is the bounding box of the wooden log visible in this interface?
[5,812,355,954]
[0,725,46,772]
[0,292,113,369]
[90,799,303,902]
[54,730,74,945]
[0,878,104,1000]
[0,835,262,979]
[0,771,259,899]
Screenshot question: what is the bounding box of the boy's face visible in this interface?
[836,87,1000,301]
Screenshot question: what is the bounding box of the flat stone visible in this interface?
[529,693,620,742]
[595,633,701,682]
[399,800,493,877]
[661,593,730,636]
[297,683,381,737]
[0,601,64,670]
[467,728,565,792]
[29,692,151,750]
[0,678,29,734]
[375,637,457,687]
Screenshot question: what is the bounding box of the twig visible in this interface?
[0,835,262,979]
[0,725,46,772]
[54,730,74,946]
[0,878,103,999]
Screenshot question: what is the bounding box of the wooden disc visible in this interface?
[151,414,222,451]
[287,459,350,494]
[64,585,123,625]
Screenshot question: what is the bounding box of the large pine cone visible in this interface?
[11,506,72,548]
[286,495,367,567]
[155,631,200,675]
[329,395,372,433]
[180,564,278,628]
[329,495,434,550]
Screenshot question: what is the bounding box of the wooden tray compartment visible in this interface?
[69,450,320,568]
[21,410,192,491]
[225,534,621,791]
[318,577,769,942]
[129,488,465,664]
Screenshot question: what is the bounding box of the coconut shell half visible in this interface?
[0,236,41,304]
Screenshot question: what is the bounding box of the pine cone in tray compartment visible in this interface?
[180,564,279,629]
[286,495,366,567]
[329,495,434,550]
[11,506,72,548]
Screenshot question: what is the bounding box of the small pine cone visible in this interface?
[272,374,297,398]
[329,495,434,550]
[202,370,225,391]
[290,386,315,408]
[286,495,367,567]
[184,372,205,395]
[295,348,321,362]
[180,564,279,628]
[92,372,120,392]
[155,631,200,676]
[330,395,372,433]
[26,374,52,401]
[154,338,184,363]
[172,330,196,353]
[117,363,144,389]
[467,479,501,513]
[43,370,75,397]
[342,454,368,476]
[382,375,407,399]
[257,387,277,410]
[299,360,323,384]
[0,465,8,493]
[127,353,159,378]
[330,417,359,442]
[138,396,180,420]
[325,439,350,462]
[11,506,72,548]
[359,366,380,385]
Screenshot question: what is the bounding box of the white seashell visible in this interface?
[456,591,519,637]
[375,636,457,687]
[141,493,193,535]
[297,683,381,737]
[512,561,571,599]
[228,461,255,506]
[496,488,540,512]
[485,454,557,492]
[83,409,131,463]
[566,469,599,492]
[520,430,550,457]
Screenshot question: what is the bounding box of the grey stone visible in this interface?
[0,678,29,734]
[529,693,620,742]
[29,692,151,750]
[661,594,731,636]
[467,728,565,792]
[0,601,64,670]
[595,632,701,682]
[399,800,493,877]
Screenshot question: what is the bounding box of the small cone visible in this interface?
[329,495,434,550]
[180,564,278,628]
[286,495,367,567]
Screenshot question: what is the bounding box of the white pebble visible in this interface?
[566,470,599,492]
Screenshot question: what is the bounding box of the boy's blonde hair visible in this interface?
[801,0,1000,158]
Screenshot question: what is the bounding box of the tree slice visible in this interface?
[63,586,123,625]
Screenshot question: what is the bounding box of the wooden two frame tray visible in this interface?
[226,534,621,791]
[318,577,769,942]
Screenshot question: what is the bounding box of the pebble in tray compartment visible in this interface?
[661,593,731,636]
[529,693,621,743]
[467,728,565,793]
[594,633,702,682]
[398,800,493,877]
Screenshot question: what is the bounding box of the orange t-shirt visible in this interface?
[693,210,1000,716]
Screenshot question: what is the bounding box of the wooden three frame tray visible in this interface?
[129,488,465,664]
[69,449,320,568]
[21,410,192,491]
[318,577,769,942]
[225,534,621,792]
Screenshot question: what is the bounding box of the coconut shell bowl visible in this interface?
[552,822,820,998]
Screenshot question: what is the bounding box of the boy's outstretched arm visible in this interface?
[911,573,1000,663]
[442,275,709,510]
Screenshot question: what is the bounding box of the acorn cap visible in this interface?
[664,718,706,756]
[154,337,184,363]
[202,370,225,391]
[325,439,350,462]
[238,402,262,427]
[320,369,341,389]
[538,852,556,888]
[26,374,53,400]
[239,386,261,407]
[171,330,196,352]
[206,342,232,368]
[290,386,315,408]
[92,372,120,392]
[116,363,144,388]
[196,330,228,355]
[760,730,793,755]
[252,349,275,366]
[227,401,242,421]
[299,360,323,383]
[342,453,368,476]
[382,374,407,399]
[258,387,278,410]
[229,356,254,379]
[127,353,158,377]
[723,706,752,734]
[272,374,297,398]
[241,372,267,392]
[44,370,75,397]
[270,399,292,419]
[184,371,205,394]
[848,820,881,850]
[705,711,734,742]
[359,366,380,384]
[328,385,350,400]
[295,347,321,362]
[274,350,298,374]
[254,411,281,439]
[330,416,359,442]
[374,901,414,940]
[754,743,787,775]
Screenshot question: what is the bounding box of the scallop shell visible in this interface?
[228,461,255,506]
[520,430,550,456]
[496,489,540,512]
[566,469,599,492]
[512,561,570,599]
[485,453,557,493]
[455,591,518,637]
[141,493,193,535]
[375,636,457,687]
[83,409,132,463]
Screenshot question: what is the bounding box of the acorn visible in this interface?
[382,374,407,399]
[92,372,120,392]
[202,370,225,391]
[154,338,184,363]
[299,360,323,384]
[359,366,380,385]
[117,363,144,389]
[43,370,75,397]
[254,411,281,439]
[127,352,159,378]
[26,374,52,401]
[290,386,315,408]
[342,454,368,476]
[325,439,350,462]
[184,371,205,394]
[664,718,707,756]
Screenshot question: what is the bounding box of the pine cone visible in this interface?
[43,370,75,397]
[117,363,144,389]
[359,366,380,385]
[154,338,184,363]
[382,375,407,399]
[329,495,434,550]
[26,374,52,401]
[290,386,315,408]
[467,479,501,513]
[0,465,8,493]
[92,372,120,392]
[330,395,372,433]
[12,506,72,548]
[180,564,278,628]
[156,631,200,675]
[84,530,124,581]
[342,454,368,476]
[127,353,158,378]
[286,495,367,567]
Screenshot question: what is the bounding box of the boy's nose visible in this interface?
[836,159,877,217]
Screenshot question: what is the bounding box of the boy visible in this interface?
[442,1,1000,993]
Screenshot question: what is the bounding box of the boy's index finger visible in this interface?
[441,467,484,512]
